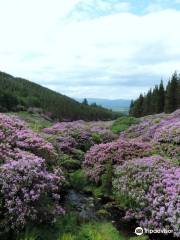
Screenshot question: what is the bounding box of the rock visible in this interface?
[65,189,97,221]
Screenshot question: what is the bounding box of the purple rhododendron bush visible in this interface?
[113,156,180,237]
[83,139,152,182]
[120,109,180,161]
[120,110,180,143]
[0,113,57,163]
[0,114,65,231]
[83,110,180,237]
[43,120,117,155]
[0,156,64,229]
[0,110,179,238]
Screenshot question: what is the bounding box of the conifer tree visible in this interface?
[129,100,134,116]
[157,80,165,113]
[165,72,178,113]
[151,85,159,114]
[132,94,144,117]
[177,74,180,108]
[143,89,152,115]
[129,72,179,117]
[82,98,88,105]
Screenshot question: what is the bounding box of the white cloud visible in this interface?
[0,1,180,99]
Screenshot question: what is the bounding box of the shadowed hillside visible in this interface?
[0,71,120,121]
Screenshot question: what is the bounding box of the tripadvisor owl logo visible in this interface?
[135,227,144,236]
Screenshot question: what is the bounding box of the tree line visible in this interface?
[129,72,180,117]
[0,71,120,121]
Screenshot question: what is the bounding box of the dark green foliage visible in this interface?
[130,72,180,117]
[128,100,134,116]
[111,116,139,133]
[142,89,152,115]
[101,162,113,196]
[0,71,120,121]
[151,85,159,113]
[0,89,19,111]
[69,169,89,191]
[129,94,144,117]
[165,72,179,113]
[70,149,84,162]
[69,170,104,198]
[158,80,165,113]
[91,133,102,143]
[16,212,80,240]
[90,102,97,107]
[58,154,81,170]
[82,98,88,105]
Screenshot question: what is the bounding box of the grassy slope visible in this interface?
[111,116,140,133]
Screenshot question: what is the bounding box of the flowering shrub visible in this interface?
[0,154,64,230]
[154,119,180,144]
[152,111,180,162]
[120,110,180,162]
[120,110,180,143]
[0,114,56,162]
[113,156,180,237]
[83,139,152,182]
[0,109,179,237]
[56,136,78,154]
[120,116,164,141]
[0,114,65,231]
[43,121,85,135]
[155,142,180,162]
[43,120,117,154]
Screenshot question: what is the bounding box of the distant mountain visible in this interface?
[0,71,120,121]
[76,98,131,112]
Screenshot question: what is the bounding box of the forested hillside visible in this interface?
[0,71,120,120]
[129,72,180,117]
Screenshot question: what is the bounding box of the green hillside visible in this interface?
[0,71,120,120]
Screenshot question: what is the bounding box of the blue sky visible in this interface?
[0,0,180,99]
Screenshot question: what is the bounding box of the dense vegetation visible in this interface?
[0,108,179,239]
[0,70,179,239]
[0,71,120,121]
[129,72,180,117]
[111,116,139,133]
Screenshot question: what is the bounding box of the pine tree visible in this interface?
[129,100,134,116]
[132,94,144,117]
[149,86,157,114]
[143,89,152,115]
[157,80,165,113]
[165,72,178,113]
[177,74,180,109]
[82,98,88,105]
[130,72,179,117]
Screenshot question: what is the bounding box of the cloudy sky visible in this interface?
[0,0,180,99]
